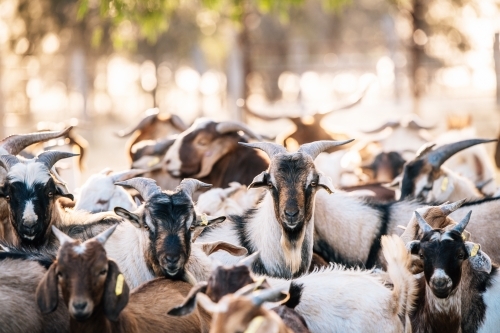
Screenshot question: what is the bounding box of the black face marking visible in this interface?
[400,159,425,200]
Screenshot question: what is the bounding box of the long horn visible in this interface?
[452,210,472,234]
[110,169,146,183]
[415,211,433,234]
[426,139,497,169]
[250,288,288,307]
[132,137,176,161]
[0,127,72,155]
[0,155,20,171]
[244,107,284,121]
[239,142,287,159]
[115,108,159,137]
[298,139,354,160]
[406,114,435,130]
[440,199,466,216]
[415,143,436,158]
[36,151,78,170]
[362,120,399,134]
[115,177,162,201]
[51,225,73,246]
[90,224,117,245]
[239,251,260,268]
[216,121,262,140]
[176,178,212,198]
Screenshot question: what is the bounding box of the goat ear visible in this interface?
[167,282,208,317]
[201,241,248,257]
[103,260,129,321]
[114,207,141,228]
[36,263,59,314]
[193,215,226,228]
[248,171,267,189]
[465,242,492,273]
[55,184,74,201]
[318,173,334,194]
[407,240,421,255]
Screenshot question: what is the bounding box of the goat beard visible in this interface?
[280,228,306,274]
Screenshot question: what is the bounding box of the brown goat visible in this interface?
[36,225,211,333]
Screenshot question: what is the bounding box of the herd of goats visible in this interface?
[2,107,500,333]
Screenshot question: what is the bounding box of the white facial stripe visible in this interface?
[306,170,314,186]
[440,232,454,241]
[429,233,441,241]
[8,162,51,187]
[433,268,448,279]
[22,200,38,223]
[73,243,87,255]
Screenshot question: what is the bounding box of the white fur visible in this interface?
[8,162,51,186]
[478,269,500,333]
[73,243,87,255]
[22,201,37,224]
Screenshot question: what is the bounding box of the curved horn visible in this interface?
[415,211,433,234]
[110,169,146,183]
[362,120,399,134]
[244,107,284,121]
[36,151,78,170]
[176,178,212,198]
[90,224,117,245]
[406,114,435,130]
[169,114,189,131]
[0,155,20,171]
[250,288,288,307]
[239,251,260,268]
[216,121,262,140]
[452,210,472,234]
[298,139,354,160]
[115,177,162,201]
[415,143,436,158]
[51,225,73,246]
[0,127,72,156]
[132,137,176,161]
[239,142,287,159]
[440,199,466,216]
[115,109,159,137]
[426,139,497,169]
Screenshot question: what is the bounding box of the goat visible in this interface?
[164,118,269,188]
[196,140,352,278]
[116,108,188,161]
[396,139,496,202]
[36,225,212,333]
[195,284,306,333]
[0,249,68,333]
[362,151,406,184]
[0,128,74,243]
[74,168,145,213]
[407,211,500,333]
[171,235,416,333]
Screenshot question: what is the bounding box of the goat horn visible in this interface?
[414,211,433,234]
[239,142,287,159]
[90,224,118,245]
[406,116,435,130]
[216,121,262,140]
[415,143,436,158]
[176,178,212,198]
[298,139,354,160]
[362,120,399,134]
[196,293,220,314]
[115,177,162,202]
[250,288,288,307]
[0,155,20,171]
[115,108,159,137]
[0,127,72,155]
[36,151,79,170]
[51,225,74,246]
[109,169,146,183]
[50,167,67,185]
[239,251,260,268]
[452,210,472,234]
[234,283,260,297]
[426,139,497,169]
[440,199,466,216]
[100,168,113,175]
[170,114,189,131]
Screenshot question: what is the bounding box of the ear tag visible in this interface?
[441,177,449,192]
[245,316,265,333]
[115,274,124,296]
[470,244,480,257]
[201,213,209,226]
[147,156,160,167]
[462,233,466,241]
[253,277,266,291]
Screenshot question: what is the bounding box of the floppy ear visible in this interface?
[36,263,60,314]
[103,260,130,321]
[55,184,74,201]
[407,240,421,255]
[465,242,492,273]
[194,138,235,178]
[191,215,227,241]
[201,241,248,257]
[114,207,141,228]
[167,282,208,317]
[318,173,334,194]
[248,171,267,189]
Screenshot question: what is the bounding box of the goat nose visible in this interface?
[166,256,178,265]
[433,278,448,289]
[72,301,88,311]
[285,209,299,218]
[166,159,171,164]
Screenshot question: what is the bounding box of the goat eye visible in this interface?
[5,195,10,201]
[99,269,107,275]
[311,181,317,187]
[143,223,150,231]
[189,226,195,231]
[457,253,465,260]
[268,183,273,189]
[48,192,53,198]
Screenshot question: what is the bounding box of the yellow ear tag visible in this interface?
[441,177,449,192]
[115,274,124,296]
[147,156,161,167]
[470,244,480,257]
[201,213,209,226]
[245,316,265,333]
[253,277,266,291]
[462,233,466,241]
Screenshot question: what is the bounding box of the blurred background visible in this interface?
[1,0,500,182]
